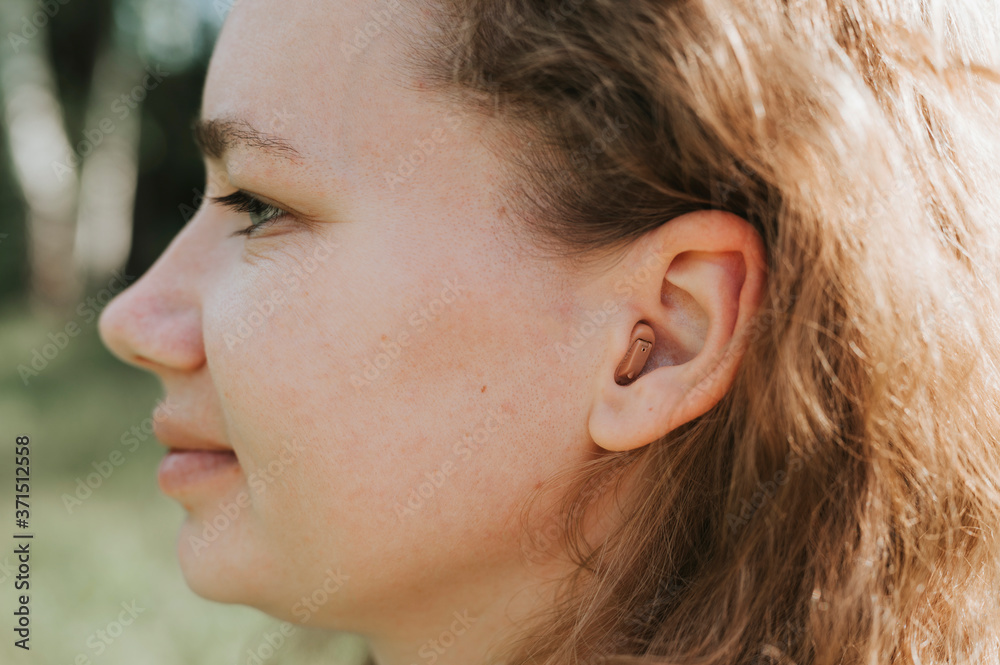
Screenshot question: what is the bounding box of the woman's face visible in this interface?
[99,0,608,637]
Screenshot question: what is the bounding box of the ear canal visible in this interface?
[614,322,655,386]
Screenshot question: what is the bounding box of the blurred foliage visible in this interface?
[1,0,219,446]
[0,148,25,300]
[0,2,371,663]
[0,0,220,304]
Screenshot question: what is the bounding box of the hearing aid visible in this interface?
[614,322,655,385]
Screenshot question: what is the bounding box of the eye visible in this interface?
[210,190,292,237]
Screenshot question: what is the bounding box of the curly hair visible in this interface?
[392,1,1000,663]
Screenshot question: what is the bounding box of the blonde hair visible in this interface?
[400,1,1000,663]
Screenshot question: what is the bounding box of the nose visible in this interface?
[98,222,207,375]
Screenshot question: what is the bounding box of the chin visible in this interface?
[174,513,270,605]
[172,512,357,628]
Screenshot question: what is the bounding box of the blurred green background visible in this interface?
[0,0,367,662]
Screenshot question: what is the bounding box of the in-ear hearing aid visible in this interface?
[614,322,655,385]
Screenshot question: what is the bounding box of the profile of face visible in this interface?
[98,0,765,659]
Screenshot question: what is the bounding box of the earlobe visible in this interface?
[588,211,766,452]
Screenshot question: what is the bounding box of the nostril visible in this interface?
[129,353,166,371]
[96,287,154,368]
[97,287,206,375]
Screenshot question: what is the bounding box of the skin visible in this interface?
[97,0,767,663]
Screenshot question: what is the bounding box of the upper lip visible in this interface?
[153,420,233,453]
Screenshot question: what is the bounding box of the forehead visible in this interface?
[201,0,426,172]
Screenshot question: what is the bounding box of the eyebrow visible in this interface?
[191,116,302,161]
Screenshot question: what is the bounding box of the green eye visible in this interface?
[209,190,292,237]
[248,204,285,228]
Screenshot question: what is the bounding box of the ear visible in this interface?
[588,210,767,452]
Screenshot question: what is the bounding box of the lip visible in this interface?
[152,420,241,498]
[157,449,241,498]
[153,419,234,453]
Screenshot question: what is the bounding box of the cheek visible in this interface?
[202,239,405,505]
[198,231,590,601]
[201,242,505,517]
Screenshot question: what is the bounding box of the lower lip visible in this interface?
[157,449,240,496]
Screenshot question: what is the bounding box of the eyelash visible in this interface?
[209,190,292,237]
